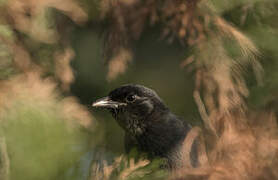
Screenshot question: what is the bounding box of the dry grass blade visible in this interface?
[180,127,208,168]
[180,55,195,68]
[193,89,213,133]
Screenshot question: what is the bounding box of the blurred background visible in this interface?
[0,0,277,180]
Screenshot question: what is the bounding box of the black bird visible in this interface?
[92,84,197,168]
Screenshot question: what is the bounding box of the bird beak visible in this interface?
[92,97,126,109]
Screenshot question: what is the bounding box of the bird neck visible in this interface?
[143,100,169,122]
[136,111,190,157]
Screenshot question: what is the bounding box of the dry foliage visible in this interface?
[100,0,262,115]
[89,155,150,180]
[100,1,277,180]
[0,71,93,128]
[100,0,262,92]
[171,112,278,180]
[54,48,75,91]
[107,48,132,81]
[4,0,87,43]
[0,0,92,126]
[0,0,88,89]
[174,17,277,179]
[61,96,93,128]
[101,0,207,79]
[0,1,92,178]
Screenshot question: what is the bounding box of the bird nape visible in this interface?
[92,84,198,168]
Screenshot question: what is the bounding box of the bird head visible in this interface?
[92,84,168,134]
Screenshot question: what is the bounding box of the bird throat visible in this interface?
[112,109,145,136]
[126,117,145,135]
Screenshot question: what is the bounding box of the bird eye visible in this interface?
[126,94,136,102]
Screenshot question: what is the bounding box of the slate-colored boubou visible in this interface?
[92,84,198,168]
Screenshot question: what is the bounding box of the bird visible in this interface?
[92,84,198,168]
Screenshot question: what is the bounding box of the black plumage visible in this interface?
[92,84,197,168]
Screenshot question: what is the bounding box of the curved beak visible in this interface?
[92,97,126,109]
